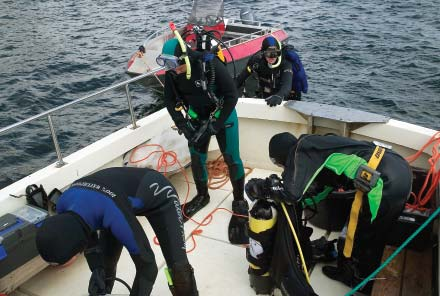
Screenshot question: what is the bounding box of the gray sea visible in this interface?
[0,0,439,189]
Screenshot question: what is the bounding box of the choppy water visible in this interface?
[0,0,439,189]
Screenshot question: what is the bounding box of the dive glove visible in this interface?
[265,94,283,107]
[177,123,195,141]
[88,267,107,296]
[245,175,290,202]
[191,121,220,145]
[245,178,270,200]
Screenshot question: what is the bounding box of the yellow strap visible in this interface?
[343,145,386,258]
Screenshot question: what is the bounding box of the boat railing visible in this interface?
[142,18,282,48]
[0,67,164,168]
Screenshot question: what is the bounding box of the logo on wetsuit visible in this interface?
[71,181,117,198]
[149,183,178,199]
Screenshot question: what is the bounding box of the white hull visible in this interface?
[0,99,438,295]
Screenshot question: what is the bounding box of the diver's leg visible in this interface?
[216,109,248,244]
[182,136,211,221]
[136,172,198,295]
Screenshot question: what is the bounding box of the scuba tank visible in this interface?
[247,199,277,294]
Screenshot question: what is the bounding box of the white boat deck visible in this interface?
[10,161,355,296]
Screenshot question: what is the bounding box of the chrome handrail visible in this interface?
[0,66,164,167]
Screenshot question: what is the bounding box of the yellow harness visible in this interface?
[343,145,386,258]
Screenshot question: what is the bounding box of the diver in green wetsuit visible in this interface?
[158,38,248,244]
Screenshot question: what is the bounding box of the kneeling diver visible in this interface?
[36,167,198,296]
[246,132,411,294]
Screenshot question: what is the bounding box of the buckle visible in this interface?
[373,141,392,150]
[354,165,381,193]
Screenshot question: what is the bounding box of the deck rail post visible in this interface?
[125,84,138,129]
[47,115,66,168]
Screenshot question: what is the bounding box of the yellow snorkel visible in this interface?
[169,22,191,80]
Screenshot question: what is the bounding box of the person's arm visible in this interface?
[163,72,186,127]
[273,60,293,99]
[235,64,252,89]
[106,208,158,296]
[213,58,239,127]
[84,232,108,296]
[235,54,259,88]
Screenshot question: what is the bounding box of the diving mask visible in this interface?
[264,49,281,59]
[156,54,181,70]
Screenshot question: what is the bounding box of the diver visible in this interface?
[249,132,412,294]
[157,36,248,245]
[35,167,198,296]
[235,36,308,104]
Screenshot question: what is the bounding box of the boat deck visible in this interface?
[10,160,355,296]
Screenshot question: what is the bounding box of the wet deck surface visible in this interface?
[10,166,352,296]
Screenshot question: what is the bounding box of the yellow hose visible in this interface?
[280,202,311,284]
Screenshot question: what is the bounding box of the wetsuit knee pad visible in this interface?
[247,200,277,294]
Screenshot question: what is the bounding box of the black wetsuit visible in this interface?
[235,52,294,100]
[56,167,186,296]
[281,134,412,280]
[163,58,245,197]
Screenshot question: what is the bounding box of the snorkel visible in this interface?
[169,22,191,80]
[267,35,282,69]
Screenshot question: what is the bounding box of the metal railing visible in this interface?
[141,18,282,50]
[0,67,164,168]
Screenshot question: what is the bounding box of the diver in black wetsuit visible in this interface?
[35,167,198,296]
[158,37,248,244]
[235,36,295,104]
[250,132,412,294]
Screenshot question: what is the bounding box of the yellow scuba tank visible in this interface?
[247,199,277,294]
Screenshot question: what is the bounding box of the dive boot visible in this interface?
[311,236,337,263]
[182,193,210,222]
[228,199,249,244]
[322,257,371,293]
[168,261,199,296]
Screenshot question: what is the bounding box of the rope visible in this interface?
[405,131,440,211]
[128,143,253,253]
[345,206,440,295]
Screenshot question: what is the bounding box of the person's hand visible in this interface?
[191,121,220,145]
[265,174,285,200]
[88,267,106,296]
[265,94,283,107]
[177,123,195,141]
[245,178,269,200]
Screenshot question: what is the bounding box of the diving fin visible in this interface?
[228,200,249,244]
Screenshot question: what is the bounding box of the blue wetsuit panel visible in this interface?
[56,187,141,254]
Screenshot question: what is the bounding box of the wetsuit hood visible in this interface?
[162,38,180,56]
[269,132,298,166]
[261,36,281,51]
[36,212,89,265]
